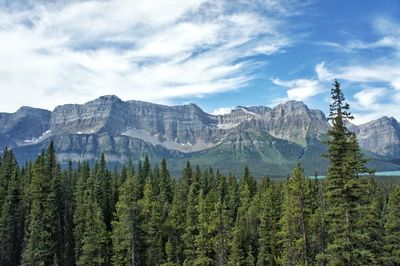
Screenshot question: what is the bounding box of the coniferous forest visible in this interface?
[0,82,400,266]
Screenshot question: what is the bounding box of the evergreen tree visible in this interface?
[94,153,113,231]
[383,187,400,265]
[0,149,23,266]
[183,172,200,265]
[229,178,253,266]
[193,192,213,266]
[279,163,311,265]
[22,142,65,265]
[112,169,145,266]
[182,161,193,197]
[77,172,109,265]
[257,179,282,266]
[323,80,371,265]
[209,185,231,266]
[165,182,186,265]
[63,161,76,266]
[309,178,328,265]
[73,161,91,263]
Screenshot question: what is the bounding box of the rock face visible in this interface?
[349,117,400,158]
[47,96,330,152]
[260,101,329,145]
[0,107,51,146]
[1,95,400,176]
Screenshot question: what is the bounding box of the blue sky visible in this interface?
[0,0,399,124]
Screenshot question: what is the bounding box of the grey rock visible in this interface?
[0,106,51,146]
[1,95,400,176]
[349,116,400,158]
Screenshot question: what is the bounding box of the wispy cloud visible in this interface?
[0,0,300,112]
[308,16,400,124]
[313,61,400,123]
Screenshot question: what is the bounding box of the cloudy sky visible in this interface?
[0,0,399,124]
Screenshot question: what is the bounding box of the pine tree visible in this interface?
[383,187,400,265]
[63,161,76,266]
[209,173,231,266]
[182,161,193,197]
[112,167,145,266]
[73,161,90,263]
[309,178,328,265]
[257,179,282,266]
[279,163,311,265]
[323,80,371,265]
[22,142,65,265]
[0,149,23,266]
[0,148,18,203]
[94,153,114,231]
[229,179,253,266]
[79,203,108,266]
[183,173,200,265]
[165,182,186,265]
[77,172,109,265]
[193,192,213,266]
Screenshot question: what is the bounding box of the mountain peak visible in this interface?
[280,100,307,108]
[97,95,122,102]
[379,116,398,124]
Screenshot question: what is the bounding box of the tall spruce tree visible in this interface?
[322,80,371,265]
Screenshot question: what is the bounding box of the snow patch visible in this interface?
[217,123,240,129]
[239,107,256,116]
[21,129,52,145]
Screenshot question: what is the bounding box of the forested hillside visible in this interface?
[0,82,399,265]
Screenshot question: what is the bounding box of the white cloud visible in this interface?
[313,61,400,124]
[353,88,386,109]
[272,78,322,101]
[0,0,297,112]
[212,107,233,115]
[271,62,328,102]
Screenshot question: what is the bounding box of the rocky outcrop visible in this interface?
[260,101,330,145]
[349,117,400,158]
[0,106,51,146]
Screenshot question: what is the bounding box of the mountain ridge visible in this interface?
[1,95,400,177]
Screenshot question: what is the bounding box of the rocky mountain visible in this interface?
[1,95,400,177]
[0,107,51,148]
[347,116,400,159]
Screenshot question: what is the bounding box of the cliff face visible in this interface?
[1,95,400,176]
[349,117,400,158]
[0,106,51,146]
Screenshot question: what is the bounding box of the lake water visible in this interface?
[373,171,400,176]
[311,171,400,179]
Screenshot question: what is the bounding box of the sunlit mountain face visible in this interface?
[1,96,399,177]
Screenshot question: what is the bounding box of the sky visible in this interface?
[0,0,399,124]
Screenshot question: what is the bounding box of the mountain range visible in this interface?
[1,95,400,177]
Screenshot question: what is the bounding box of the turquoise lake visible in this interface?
[311,171,400,179]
